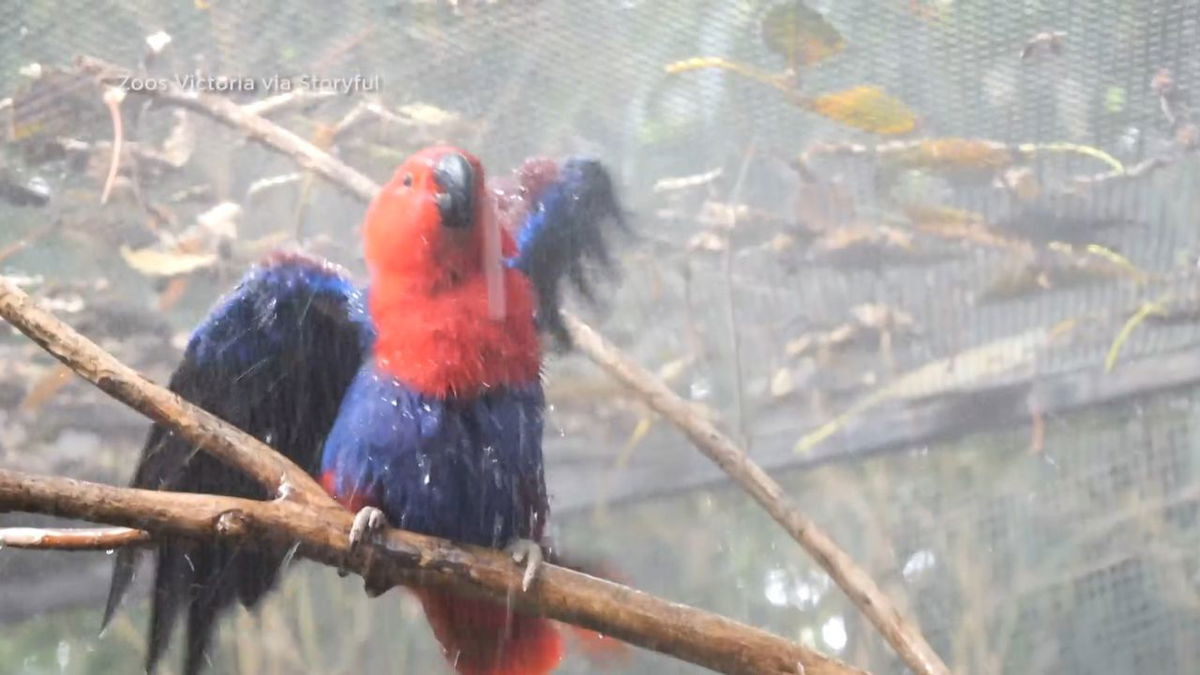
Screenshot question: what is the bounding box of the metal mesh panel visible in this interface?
[3,1,1200,674]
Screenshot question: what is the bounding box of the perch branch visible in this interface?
[564,315,951,675]
[0,253,856,674]
[68,54,937,673]
[0,275,332,507]
[0,526,150,550]
[0,469,862,675]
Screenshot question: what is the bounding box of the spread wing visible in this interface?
[102,252,374,675]
[507,157,628,346]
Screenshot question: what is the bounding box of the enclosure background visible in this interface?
[3,1,1200,673]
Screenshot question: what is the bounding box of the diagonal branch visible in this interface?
[0,469,861,675]
[565,316,950,675]
[69,55,944,673]
[0,275,332,507]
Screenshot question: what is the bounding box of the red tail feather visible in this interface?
[414,588,564,675]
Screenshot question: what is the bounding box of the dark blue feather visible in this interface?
[509,157,626,347]
[104,254,372,675]
[320,366,549,547]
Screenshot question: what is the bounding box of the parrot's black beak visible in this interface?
[433,152,476,230]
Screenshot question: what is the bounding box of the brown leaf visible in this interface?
[761,2,845,69]
[19,363,74,413]
[119,245,217,277]
[807,86,917,135]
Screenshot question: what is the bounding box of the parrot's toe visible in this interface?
[339,506,386,578]
[506,538,544,592]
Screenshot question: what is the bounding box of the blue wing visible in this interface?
[320,366,549,548]
[104,253,373,675]
[508,157,627,347]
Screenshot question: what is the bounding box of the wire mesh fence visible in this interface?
[2,1,1200,673]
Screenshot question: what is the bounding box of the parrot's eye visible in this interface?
[402,173,413,187]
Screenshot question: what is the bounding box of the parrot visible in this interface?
[102,145,627,675]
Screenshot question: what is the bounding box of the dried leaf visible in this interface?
[687,230,727,252]
[652,167,723,193]
[810,224,913,254]
[656,355,695,384]
[664,57,789,91]
[769,233,797,252]
[761,1,845,69]
[886,138,1014,173]
[119,245,217,277]
[851,303,914,331]
[904,204,1030,253]
[807,86,917,135]
[20,363,73,413]
[769,368,795,398]
[999,166,1041,201]
[157,276,191,311]
[158,110,195,167]
[196,201,242,240]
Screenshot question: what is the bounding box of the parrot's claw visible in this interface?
[506,538,544,592]
[339,506,386,578]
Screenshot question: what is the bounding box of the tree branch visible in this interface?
[562,316,951,675]
[0,469,862,675]
[0,526,151,550]
[0,223,858,672]
[65,55,940,673]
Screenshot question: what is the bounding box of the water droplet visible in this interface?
[56,640,70,671]
[821,616,847,652]
[902,550,936,580]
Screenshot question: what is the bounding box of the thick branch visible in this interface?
[65,55,936,673]
[0,526,151,550]
[0,276,331,506]
[0,469,861,675]
[564,315,951,675]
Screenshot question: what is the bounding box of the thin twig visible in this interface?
[0,275,331,507]
[0,221,58,264]
[99,86,126,204]
[563,315,951,675]
[242,89,338,117]
[0,470,860,675]
[69,54,943,673]
[0,526,151,550]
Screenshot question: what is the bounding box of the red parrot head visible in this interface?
[364,145,508,292]
[361,145,538,396]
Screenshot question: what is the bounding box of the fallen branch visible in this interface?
[0,525,151,550]
[67,55,940,673]
[0,469,860,675]
[564,315,951,675]
[0,275,331,506]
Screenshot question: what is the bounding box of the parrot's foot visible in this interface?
[339,506,386,578]
[506,538,544,592]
